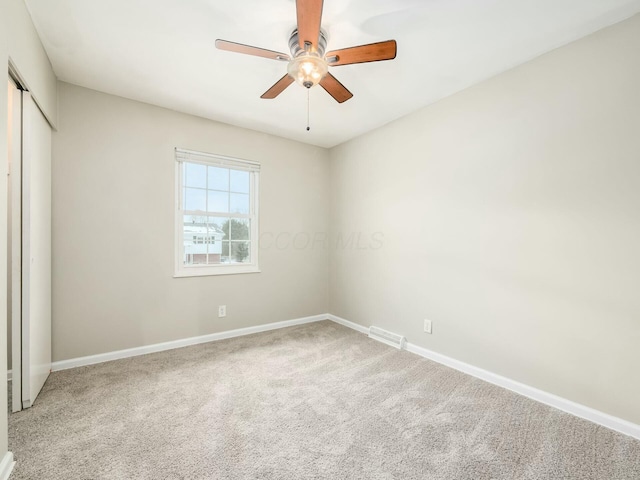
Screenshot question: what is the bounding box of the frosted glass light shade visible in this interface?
[287,54,328,88]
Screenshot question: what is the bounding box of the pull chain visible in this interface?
[306,88,311,131]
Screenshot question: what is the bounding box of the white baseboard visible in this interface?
[0,452,15,480]
[328,314,640,441]
[327,314,368,334]
[52,314,329,372]
[48,311,640,441]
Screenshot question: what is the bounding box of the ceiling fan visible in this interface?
[215,0,397,104]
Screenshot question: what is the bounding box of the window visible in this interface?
[175,148,260,277]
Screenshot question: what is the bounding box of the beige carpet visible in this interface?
[8,321,640,479]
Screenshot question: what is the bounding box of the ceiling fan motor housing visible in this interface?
[288,28,328,57]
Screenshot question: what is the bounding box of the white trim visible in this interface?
[173,266,261,278]
[328,314,640,441]
[326,314,368,334]
[7,370,11,382]
[0,452,15,480]
[47,312,640,441]
[52,314,328,372]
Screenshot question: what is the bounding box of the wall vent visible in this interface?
[368,326,406,350]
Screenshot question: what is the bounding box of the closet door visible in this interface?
[21,91,52,408]
[8,78,22,412]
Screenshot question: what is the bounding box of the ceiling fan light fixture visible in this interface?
[215,2,396,103]
[287,54,328,89]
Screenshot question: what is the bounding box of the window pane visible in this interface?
[207,224,224,264]
[207,217,226,236]
[230,170,249,193]
[184,163,206,188]
[226,219,250,241]
[206,219,224,264]
[183,214,198,224]
[221,241,230,263]
[207,254,222,265]
[184,188,206,212]
[230,193,249,214]
[208,190,228,213]
[183,214,208,265]
[231,242,251,263]
[208,166,229,191]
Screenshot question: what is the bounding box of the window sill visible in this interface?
[174,265,261,278]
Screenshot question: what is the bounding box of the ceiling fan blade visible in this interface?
[296,0,324,50]
[325,40,397,66]
[319,73,353,103]
[215,39,290,61]
[261,75,295,99]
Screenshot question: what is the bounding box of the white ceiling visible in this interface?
[25,0,640,148]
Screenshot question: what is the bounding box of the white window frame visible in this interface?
[174,148,260,277]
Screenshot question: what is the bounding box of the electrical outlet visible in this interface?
[218,305,226,318]
[423,319,432,334]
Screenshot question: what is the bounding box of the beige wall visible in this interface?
[52,82,329,361]
[1,0,58,461]
[329,14,640,424]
